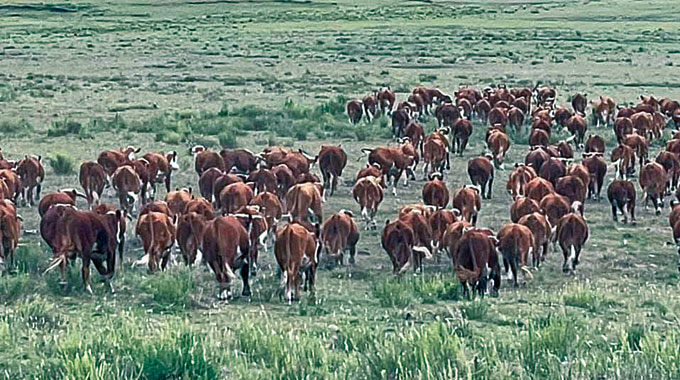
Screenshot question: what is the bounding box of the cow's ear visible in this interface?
[188,187,193,194]
[115,210,122,219]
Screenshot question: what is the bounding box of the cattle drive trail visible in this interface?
[2,0,680,379]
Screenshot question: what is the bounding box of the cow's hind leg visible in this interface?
[240,262,251,297]
[82,254,93,294]
[611,203,619,222]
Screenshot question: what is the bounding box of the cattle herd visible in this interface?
[1,84,680,301]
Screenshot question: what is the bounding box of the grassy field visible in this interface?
[3,0,680,378]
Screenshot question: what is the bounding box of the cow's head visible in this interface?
[167,151,179,170]
[191,145,206,157]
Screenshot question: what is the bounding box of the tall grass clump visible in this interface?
[49,154,75,175]
[0,118,33,136]
[362,322,470,380]
[144,267,194,310]
[371,278,412,308]
[47,120,83,137]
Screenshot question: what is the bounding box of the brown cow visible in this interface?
[611,144,636,180]
[639,162,667,215]
[377,88,396,116]
[556,202,589,274]
[176,211,207,266]
[614,117,634,144]
[382,218,420,274]
[321,210,360,265]
[347,100,363,125]
[592,96,616,127]
[507,164,537,200]
[317,145,347,201]
[518,212,551,266]
[623,133,649,168]
[399,210,435,267]
[275,221,320,303]
[488,107,508,127]
[422,130,449,178]
[165,188,193,216]
[508,107,525,133]
[142,151,178,194]
[486,129,510,169]
[656,151,680,194]
[436,103,461,128]
[138,200,173,219]
[452,186,482,225]
[199,167,225,202]
[271,164,297,200]
[565,114,587,148]
[529,128,550,148]
[184,197,216,220]
[135,211,176,272]
[474,99,491,123]
[525,176,554,202]
[38,189,86,217]
[607,180,636,224]
[497,223,534,287]
[539,192,571,228]
[582,153,607,200]
[233,205,268,276]
[510,196,540,223]
[43,207,123,293]
[220,148,259,174]
[361,146,413,196]
[247,168,277,195]
[429,209,458,257]
[556,175,587,208]
[352,175,384,229]
[525,147,551,172]
[571,93,587,116]
[554,106,573,129]
[538,157,567,188]
[392,108,411,138]
[111,165,141,214]
[285,182,323,228]
[632,112,654,140]
[422,173,449,209]
[97,146,139,176]
[453,228,501,297]
[203,215,254,300]
[219,182,254,215]
[404,120,425,157]
[192,145,225,176]
[585,135,606,153]
[567,163,590,192]
[0,200,20,273]
[16,155,44,206]
[468,155,494,199]
[213,173,244,209]
[363,94,378,122]
[452,118,473,156]
[79,161,108,207]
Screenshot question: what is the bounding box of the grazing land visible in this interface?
[2,0,680,379]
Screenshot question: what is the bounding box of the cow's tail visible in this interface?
[521,245,534,280]
[279,226,292,294]
[568,245,576,268]
[43,255,66,275]
[133,216,153,268]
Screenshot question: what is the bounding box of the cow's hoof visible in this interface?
[349,256,355,265]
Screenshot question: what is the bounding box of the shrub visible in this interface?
[461,299,489,320]
[218,131,238,148]
[47,120,83,137]
[0,119,33,136]
[49,154,75,175]
[144,267,194,310]
[371,278,412,308]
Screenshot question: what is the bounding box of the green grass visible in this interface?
[1,0,680,378]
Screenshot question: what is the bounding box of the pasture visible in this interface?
[2,0,680,379]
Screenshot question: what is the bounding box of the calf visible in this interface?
[556,203,589,274]
[486,129,511,169]
[510,196,540,223]
[639,162,668,215]
[467,155,494,199]
[518,212,551,266]
[452,186,482,225]
[317,145,347,201]
[497,223,534,287]
[38,189,86,217]
[347,100,363,125]
[0,200,20,273]
[582,153,607,200]
[607,180,636,224]
[285,182,323,228]
[352,175,384,229]
[321,210,360,265]
[507,164,537,200]
[453,229,501,297]
[422,173,449,209]
[219,182,254,215]
[165,188,193,216]
[111,165,141,214]
[585,135,606,153]
[203,215,254,300]
[135,211,176,272]
[452,118,473,156]
[16,155,44,206]
[192,145,225,176]
[275,221,320,303]
[79,162,108,207]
